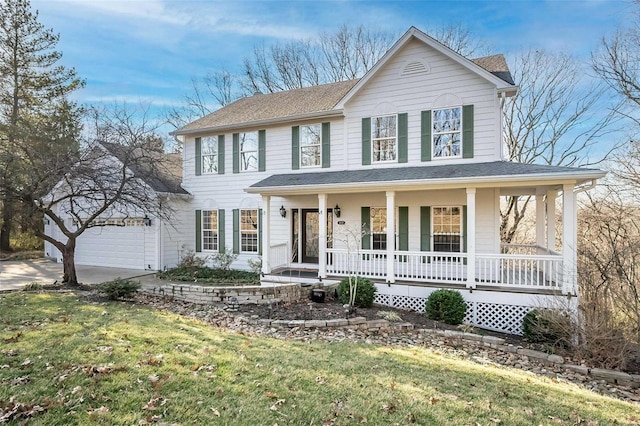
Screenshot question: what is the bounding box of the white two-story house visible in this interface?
[171,27,604,333]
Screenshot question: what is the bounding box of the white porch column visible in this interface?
[386,191,395,283]
[536,189,546,251]
[318,193,327,279]
[562,184,577,295]
[466,188,476,289]
[261,195,271,275]
[546,190,557,252]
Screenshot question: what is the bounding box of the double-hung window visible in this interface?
[240,209,259,252]
[201,137,218,174]
[300,124,321,167]
[432,206,461,252]
[370,207,387,250]
[240,132,258,172]
[372,115,397,162]
[433,107,461,158]
[202,210,218,251]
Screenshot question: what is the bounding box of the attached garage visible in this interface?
[74,219,157,270]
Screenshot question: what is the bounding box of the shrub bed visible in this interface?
[156,267,260,286]
[425,289,467,325]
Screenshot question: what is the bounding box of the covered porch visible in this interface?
[247,162,604,297]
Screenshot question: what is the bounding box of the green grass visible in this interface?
[0,293,638,425]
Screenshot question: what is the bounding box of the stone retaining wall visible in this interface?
[141,283,302,305]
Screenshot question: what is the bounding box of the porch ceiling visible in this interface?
[246,161,605,196]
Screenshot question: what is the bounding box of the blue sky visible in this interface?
[31,0,631,120]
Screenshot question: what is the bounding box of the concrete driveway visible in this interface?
[0,259,152,292]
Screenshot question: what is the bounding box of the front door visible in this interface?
[301,209,320,263]
[296,208,333,264]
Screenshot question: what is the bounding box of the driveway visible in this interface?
[0,259,152,292]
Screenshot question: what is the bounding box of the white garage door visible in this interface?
[75,225,147,270]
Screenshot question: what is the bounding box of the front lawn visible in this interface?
[0,292,638,425]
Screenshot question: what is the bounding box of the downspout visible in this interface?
[499,91,506,161]
[573,179,597,194]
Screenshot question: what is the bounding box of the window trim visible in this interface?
[239,132,259,172]
[299,124,322,168]
[201,210,218,252]
[240,208,259,253]
[371,114,398,164]
[432,106,463,160]
[431,205,463,253]
[201,136,218,175]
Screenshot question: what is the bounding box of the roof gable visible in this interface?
[335,27,517,109]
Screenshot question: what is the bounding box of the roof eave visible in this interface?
[245,170,606,196]
[172,109,345,136]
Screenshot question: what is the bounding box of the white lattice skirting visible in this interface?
[373,285,574,335]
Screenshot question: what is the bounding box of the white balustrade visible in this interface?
[268,243,289,270]
[326,248,563,291]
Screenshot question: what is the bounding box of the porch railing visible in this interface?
[476,253,562,289]
[325,248,563,291]
[269,243,289,270]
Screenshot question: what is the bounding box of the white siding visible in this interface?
[161,199,194,269]
[344,38,502,168]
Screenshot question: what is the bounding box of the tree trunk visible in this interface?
[0,200,13,252]
[62,239,78,285]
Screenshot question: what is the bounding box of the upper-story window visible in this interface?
[300,124,321,167]
[433,107,461,158]
[240,132,258,172]
[372,115,397,162]
[201,137,218,174]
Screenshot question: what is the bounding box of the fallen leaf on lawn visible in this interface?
[71,386,82,394]
[491,418,501,424]
[390,380,396,390]
[87,406,109,414]
[12,376,30,385]
[3,332,23,343]
[211,408,220,416]
[190,364,200,371]
[264,392,278,398]
[315,376,327,384]
[149,374,160,383]
[429,396,440,405]
[270,399,286,411]
[21,358,31,366]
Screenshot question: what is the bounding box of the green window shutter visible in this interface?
[258,208,263,255]
[420,206,431,251]
[398,206,409,251]
[258,130,266,172]
[463,205,468,253]
[232,209,240,254]
[232,133,239,174]
[421,111,432,162]
[217,135,225,174]
[195,137,202,176]
[398,113,408,163]
[361,207,371,250]
[291,126,299,170]
[195,210,202,252]
[218,209,225,253]
[322,122,331,168]
[462,105,474,159]
[361,117,371,166]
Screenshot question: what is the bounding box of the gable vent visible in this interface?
[401,60,429,76]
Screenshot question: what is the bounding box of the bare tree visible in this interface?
[6,103,177,285]
[501,50,619,243]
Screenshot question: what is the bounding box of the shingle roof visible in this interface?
[99,141,188,195]
[177,79,359,134]
[471,54,515,85]
[248,161,604,192]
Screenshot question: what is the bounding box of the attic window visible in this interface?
[401,59,429,76]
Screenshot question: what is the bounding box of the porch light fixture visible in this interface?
[334,204,341,218]
[143,215,152,226]
[280,205,287,218]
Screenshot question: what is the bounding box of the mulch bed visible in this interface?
[238,291,525,346]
